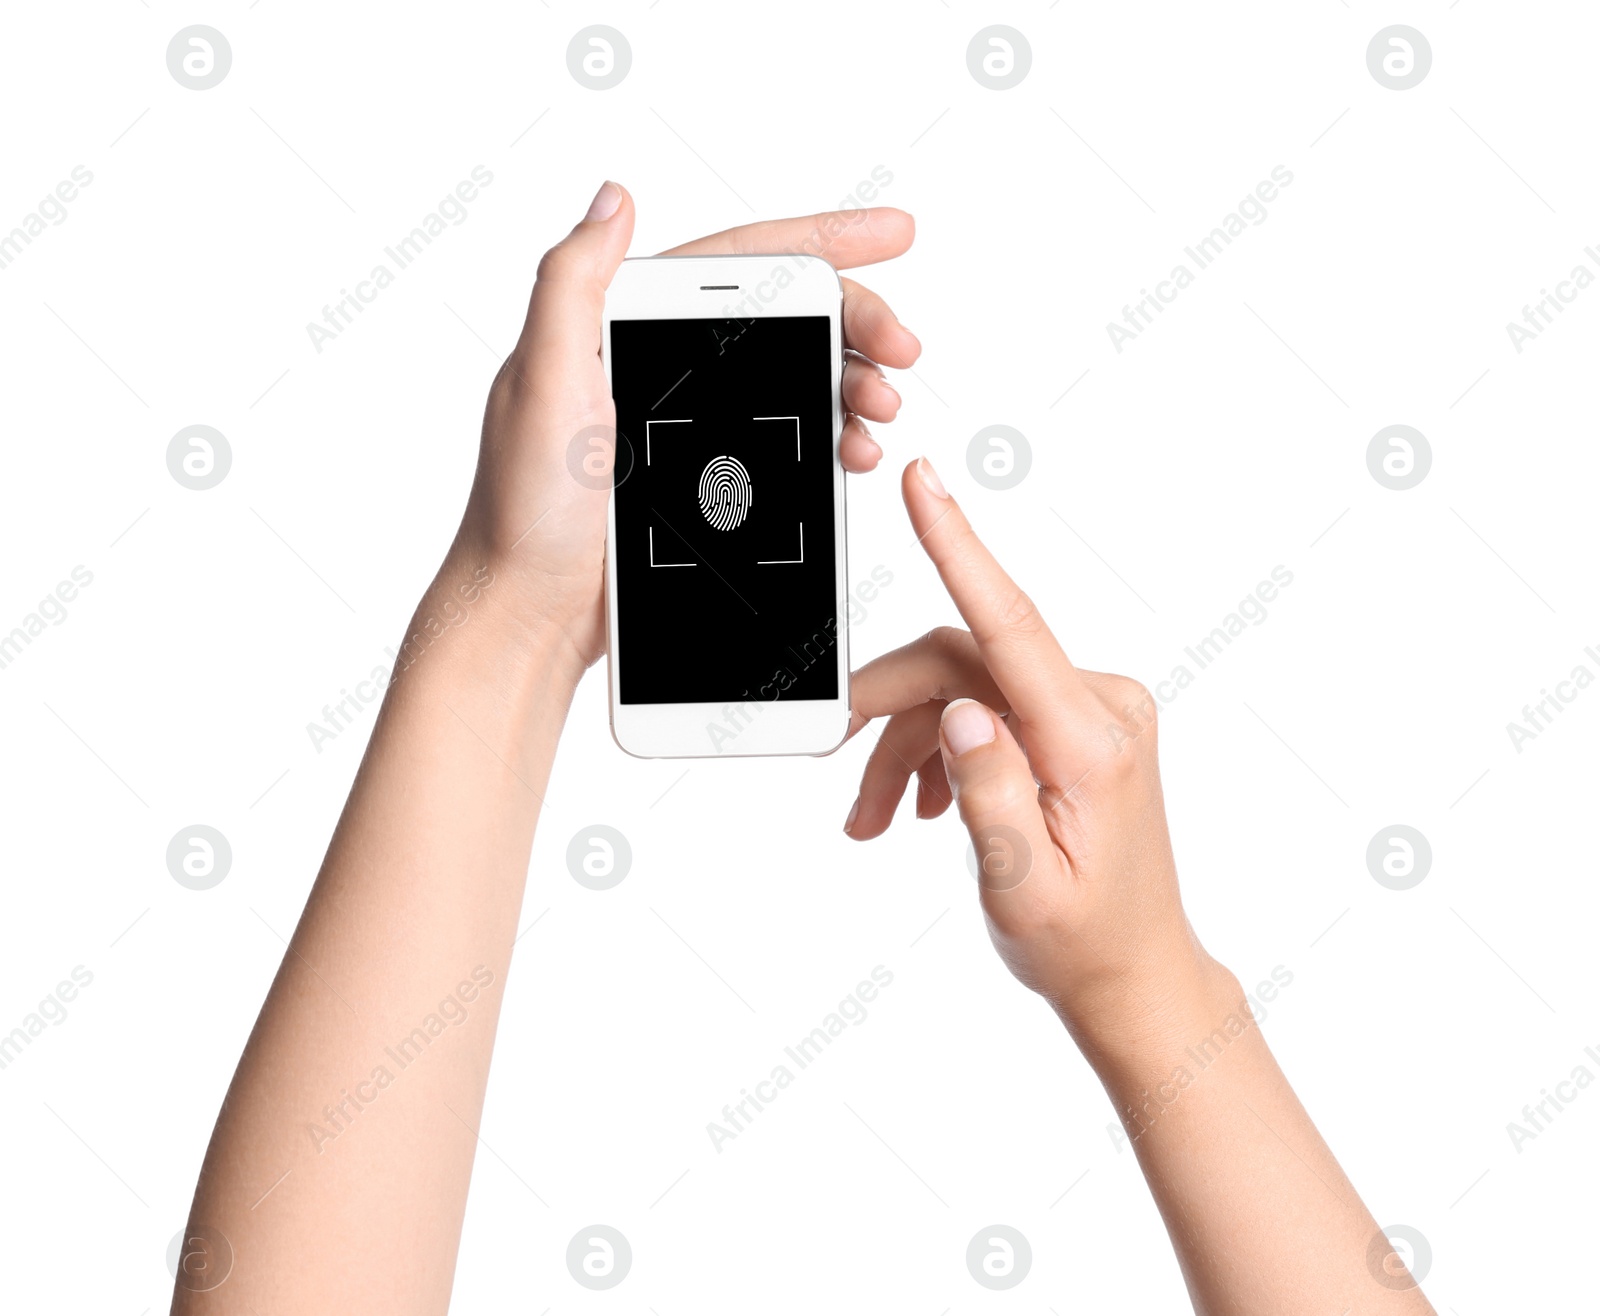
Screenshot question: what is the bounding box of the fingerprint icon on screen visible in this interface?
[697,455,753,531]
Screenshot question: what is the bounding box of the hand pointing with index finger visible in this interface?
[847,458,1205,1032]
[846,459,1435,1315]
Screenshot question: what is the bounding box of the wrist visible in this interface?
[395,546,589,705]
[1056,947,1247,1081]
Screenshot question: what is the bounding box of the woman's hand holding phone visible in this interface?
[446,181,920,675]
[173,190,922,1315]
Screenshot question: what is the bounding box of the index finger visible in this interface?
[659,208,921,368]
[900,458,1102,736]
[846,627,1008,741]
[657,207,915,271]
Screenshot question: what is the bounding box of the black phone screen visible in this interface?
[609,314,840,706]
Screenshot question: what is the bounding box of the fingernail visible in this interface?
[916,457,948,499]
[942,699,995,757]
[882,380,902,408]
[585,180,622,222]
[843,797,861,833]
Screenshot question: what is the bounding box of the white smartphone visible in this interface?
[601,254,849,758]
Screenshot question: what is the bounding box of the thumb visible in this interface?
[940,699,1059,908]
[514,180,636,405]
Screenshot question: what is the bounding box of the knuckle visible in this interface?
[486,356,520,412]
[977,585,1046,647]
[960,773,1035,822]
[489,353,534,413]
[491,351,520,391]
[925,624,971,656]
[1126,678,1159,724]
[920,626,981,700]
[1103,739,1144,781]
[946,515,982,560]
[1096,676,1161,777]
[844,286,886,337]
[1106,674,1158,728]
[534,242,583,285]
[986,883,1060,940]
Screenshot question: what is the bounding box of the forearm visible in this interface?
[1071,957,1434,1316]
[175,551,584,1314]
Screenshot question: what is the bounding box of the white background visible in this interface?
[1,3,1595,1311]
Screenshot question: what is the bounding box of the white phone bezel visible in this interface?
[601,254,849,759]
